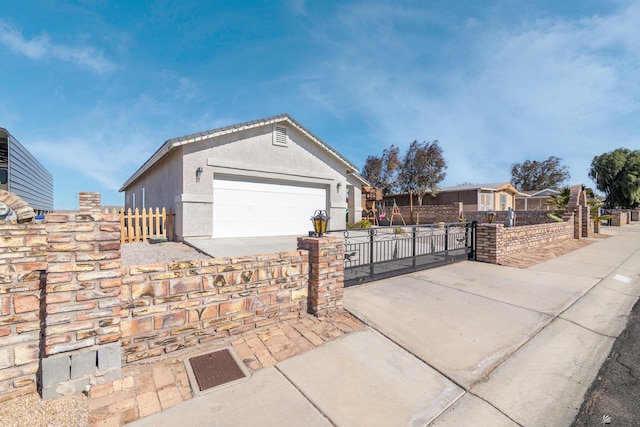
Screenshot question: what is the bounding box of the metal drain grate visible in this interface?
[186,347,249,395]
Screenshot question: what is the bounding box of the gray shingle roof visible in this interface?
[120,113,367,191]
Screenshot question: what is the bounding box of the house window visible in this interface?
[480,192,492,211]
[273,125,288,147]
[501,193,506,210]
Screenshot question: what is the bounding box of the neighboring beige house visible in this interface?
[120,114,368,239]
[388,182,521,211]
[515,188,560,210]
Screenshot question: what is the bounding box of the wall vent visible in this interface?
[273,125,288,147]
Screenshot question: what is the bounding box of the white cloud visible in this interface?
[0,19,116,74]
[295,1,640,187]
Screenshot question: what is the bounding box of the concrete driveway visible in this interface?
[131,225,640,427]
[345,225,640,426]
[185,235,300,258]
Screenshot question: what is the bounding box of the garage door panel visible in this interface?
[212,178,327,238]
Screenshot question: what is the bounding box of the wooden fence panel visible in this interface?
[119,207,174,243]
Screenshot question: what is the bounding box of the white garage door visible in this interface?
[212,177,327,238]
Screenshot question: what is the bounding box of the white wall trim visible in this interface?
[175,193,213,203]
[207,160,334,185]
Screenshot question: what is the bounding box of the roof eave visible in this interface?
[119,113,363,191]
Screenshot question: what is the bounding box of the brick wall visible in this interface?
[119,251,309,364]
[464,210,563,226]
[475,221,574,264]
[78,192,101,214]
[0,221,46,401]
[393,203,463,225]
[389,203,562,227]
[610,211,631,227]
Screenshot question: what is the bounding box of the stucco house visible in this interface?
[120,114,367,239]
[387,182,521,211]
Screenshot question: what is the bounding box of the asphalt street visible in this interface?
[572,296,640,426]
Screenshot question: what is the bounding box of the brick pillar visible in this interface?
[41,212,122,399]
[573,209,582,239]
[78,192,101,214]
[474,223,502,264]
[582,205,592,238]
[611,212,622,227]
[631,210,639,222]
[297,236,344,317]
[0,221,47,402]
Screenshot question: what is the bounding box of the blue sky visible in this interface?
[1,0,638,209]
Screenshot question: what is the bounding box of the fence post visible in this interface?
[412,226,417,269]
[297,235,345,317]
[369,228,375,279]
[41,212,122,399]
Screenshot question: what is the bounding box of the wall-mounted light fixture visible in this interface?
[337,182,342,192]
[487,211,495,224]
[196,167,203,183]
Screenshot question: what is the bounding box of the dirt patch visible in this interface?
[498,234,610,269]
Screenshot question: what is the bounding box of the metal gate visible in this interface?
[328,222,476,287]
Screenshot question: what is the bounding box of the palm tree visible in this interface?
[547,187,571,210]
[588,197,612,233]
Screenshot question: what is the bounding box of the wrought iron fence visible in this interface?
[327,222,476,287]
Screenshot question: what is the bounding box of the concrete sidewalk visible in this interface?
[185,235,300,258]
[130,225,640,427]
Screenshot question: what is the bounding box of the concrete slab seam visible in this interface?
[425,392,468,426]
[342,316,467,392]
[558,315,632,339]
[274,364,337,427]
[462,391,524,427]
[410,274,580,317]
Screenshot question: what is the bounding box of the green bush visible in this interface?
[347,219,372,229]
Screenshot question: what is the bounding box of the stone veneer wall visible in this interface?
[297,236,345,316]
[388,203,562,227]
[475,221,574,264]
[0,221,46,401]
[41,213,123,399]
[119,251,309,364]
[0,207,346,401]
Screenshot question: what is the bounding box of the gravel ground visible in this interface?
[120,241,211,266]
[0,392,88,427]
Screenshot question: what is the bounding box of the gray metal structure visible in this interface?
[0,128,54,213]
[328,222,476,287]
